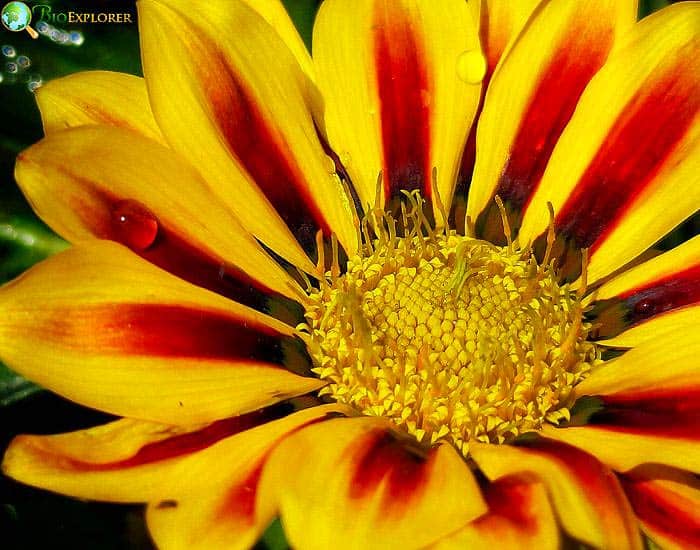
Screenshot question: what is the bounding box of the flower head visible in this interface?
[1,0,699,549]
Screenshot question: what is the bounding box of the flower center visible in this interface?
[299,194,600,457]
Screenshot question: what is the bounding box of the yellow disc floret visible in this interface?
[298,193,600,457]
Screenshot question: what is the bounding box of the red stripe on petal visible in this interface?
[600,385,700,415]
[66,181,279,306]
[477,476,540,532]
[496,34,613,217]
[37,303,288,362]
[589,408,700,439]
[218,462,264,523]
[556,46,700,251]
[349,430,432,515]
[205,53,330,249]
[374,5,432,205]
[215,412,338,522]
[587,265,700,339]
[620,476,700,548]
[29,407,290,474]
[621,264,700,325]
[114,408,289,470]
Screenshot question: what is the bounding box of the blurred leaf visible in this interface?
[0,363,41,407]
[256,519,290,550]
[282,0,321,50]
[0,215,68,281]
[638,0,671,17]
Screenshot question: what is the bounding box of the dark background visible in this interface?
[0,0,692,548]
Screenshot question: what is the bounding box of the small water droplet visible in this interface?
[5,61,18,74]
[456,49,487,85]
[36,21,50,34]
[340,151,352,168]
[0,73,4,84]
[16,55,30,69]
[1,45,16,58]
[323,155,336,175]
[111,199,159,251]
[633,298,657,317]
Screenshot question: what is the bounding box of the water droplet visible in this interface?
[456,49,487,85]
[633,298,657,317]
[5,61,18,74]
[111,200,159,251]
[16,55,30,69]
[323,154,336,175]
[36,21,50,34]
[0,73,4,84]
[1,45,16,58]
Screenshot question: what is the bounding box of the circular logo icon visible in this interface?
[1,1,31,32]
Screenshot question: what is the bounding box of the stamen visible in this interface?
[543,202,556,268]
[431,166,449,234]
[330,234,340,281]
[315,230,326,280]
[494,195,513,254]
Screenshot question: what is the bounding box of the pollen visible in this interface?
[298,192,600,457]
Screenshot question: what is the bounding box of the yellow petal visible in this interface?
[468,0,637,241]
[138,0,356,268]
[574,331,700,399]
[431,475,559,550]
[619,465,700,550]
[482,0,542,72]
[15,125,300,302]
[520,3,700,284]
[238,0,314,81]
[145,405,350,550]
[542,424,700,476]
[313,0,482,213]
[258,416,487,550]
[36,70,164,143]
[587,235,700,347]
[453,0,541,215]
[471,438,642,549]
[545,333,700,473]
[0,241,323,425]
[2,406,286,503]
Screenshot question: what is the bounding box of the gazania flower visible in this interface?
[2,0,699,548]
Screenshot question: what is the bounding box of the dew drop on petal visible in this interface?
[111,199,159,251]
[323,154,336,175]
[633,297,658,319]
[456,49,487,85]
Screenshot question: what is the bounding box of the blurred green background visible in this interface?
[0,0,693,548]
